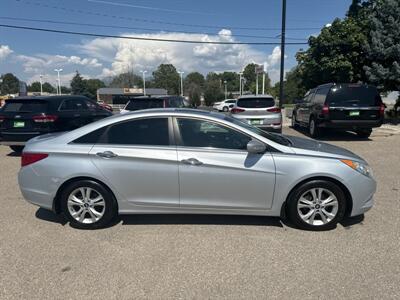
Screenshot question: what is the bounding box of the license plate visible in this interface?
[13,121,25,128]
[250,119,262,125]
[349,111,360,117]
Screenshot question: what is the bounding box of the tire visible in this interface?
[287,180,346,231]
[309,117,321,138]
[291,113,299,129]
[10,145,24,153]
[356,129,372,138]
[222,106,229,112]
[60,180,118,229]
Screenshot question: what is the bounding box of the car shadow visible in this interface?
[7,151,22,157]
[35,208,68,225]
[340,214,365,229]
[119,214,284,227]
[290,126,372,142]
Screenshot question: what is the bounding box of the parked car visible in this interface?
[230,95,282,132]
[98,102,113,112]
[292,83,385,138]
[213,99,237,112]
[0,95,112,152]
[120,95,185,113]
[19,109,375,231]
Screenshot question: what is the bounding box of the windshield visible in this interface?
[218,114,291,146]
[125,99,164,111]
[237,97,275,108]
[327,84,382,107]
[3,100,48,113]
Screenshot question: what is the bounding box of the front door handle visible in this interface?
[181,158,203,166]
[96,151,118,159]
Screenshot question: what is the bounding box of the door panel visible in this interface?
[178,148,276,210]
[89,145,179,206]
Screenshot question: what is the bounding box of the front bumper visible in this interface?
[347,174,377,217]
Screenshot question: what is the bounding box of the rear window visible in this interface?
[327,85,382,107]
[3,100,48,113]
[125,99,164,111]
[237,97,275,108]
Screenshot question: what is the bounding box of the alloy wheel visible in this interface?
[67,187,106,224]
[297,188,339,226]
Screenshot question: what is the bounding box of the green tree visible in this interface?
[152,64,180,95]
[70,71,86,95]
[60,86,71,94]
[184,72,205,90]
[0,73,19,95]
[364,0,400,97]
[28,82,56,93]
[272,67,307,104]
[27,82,42,93]
[85,79,105,99]
[109,72,142,88]
[187,83,202,107]
[42,82,55,93]
[204,80,224,106]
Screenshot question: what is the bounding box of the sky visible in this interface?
[0,0,351,87]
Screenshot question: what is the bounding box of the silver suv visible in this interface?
[231,95,282,132]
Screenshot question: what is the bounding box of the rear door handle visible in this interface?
[96,151,118,159]
[181,158,203,166]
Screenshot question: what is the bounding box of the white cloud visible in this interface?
[0,45,13,60]
[16,54,102,74]
[79,29,283,82]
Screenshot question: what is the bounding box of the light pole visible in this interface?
[141,70,147,95]
[279,0,287,108]
[224,80,227,99]
[178,71,184,96]
[239,72,243,96]
[54,69,63,95]
[39,74,43,95]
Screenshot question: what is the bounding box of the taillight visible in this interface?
[267,107,281,113]
[32,115,58,123]
[322,104,329,115]
[379,103,385,117]
[21,153,48,167]
[231,107,245,114]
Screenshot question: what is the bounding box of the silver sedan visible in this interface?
[18,109,376,230]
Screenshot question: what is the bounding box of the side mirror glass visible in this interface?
[247,140,266,154]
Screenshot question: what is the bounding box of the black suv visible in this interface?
[0,95,112,152]
[292,83,384,138]
[121,95,185,112]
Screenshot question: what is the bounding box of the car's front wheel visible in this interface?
[60,180,118,229]
[287,180,346,231]
[222,106,229,112]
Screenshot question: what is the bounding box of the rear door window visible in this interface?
[60,99,88,111]
[3,100,48,113]
[313,86,330,104]
[125,99,164,111]
[327,85,382,107]
[237,97,275,108]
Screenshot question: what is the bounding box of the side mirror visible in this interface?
[229,104,234,108]
[247,140,266,154]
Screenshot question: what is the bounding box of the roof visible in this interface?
[238,94,274,99]
[97,88,168,95]
[10,95,90,101]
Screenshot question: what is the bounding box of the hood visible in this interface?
[287,135,365,162]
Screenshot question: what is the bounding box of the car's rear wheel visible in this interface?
[287,180,346,231]
[309,117,321,138]
[222,106,229,112]
[10,145,24,153]
[60,180,117,229]
[356,129,372,138]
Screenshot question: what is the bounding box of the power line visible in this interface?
[0,24,309,45]
[13,0,322,32]
[0,16,308,41]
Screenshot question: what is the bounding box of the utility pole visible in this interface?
[39,74,43,95]
[256,73,259,96]
[54,69,63,95]
[262,73,265,95]
[279,0,286,109]
[178,71,184,96]
[239,72,243,96]
[224,80,227,99]
[141,70,147,95]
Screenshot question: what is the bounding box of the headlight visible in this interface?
[341,159,373,178]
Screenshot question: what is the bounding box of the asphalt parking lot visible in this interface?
[1,126,399,299]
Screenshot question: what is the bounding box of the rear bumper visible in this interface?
[319,119,382,129]
[232,114,282,127]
